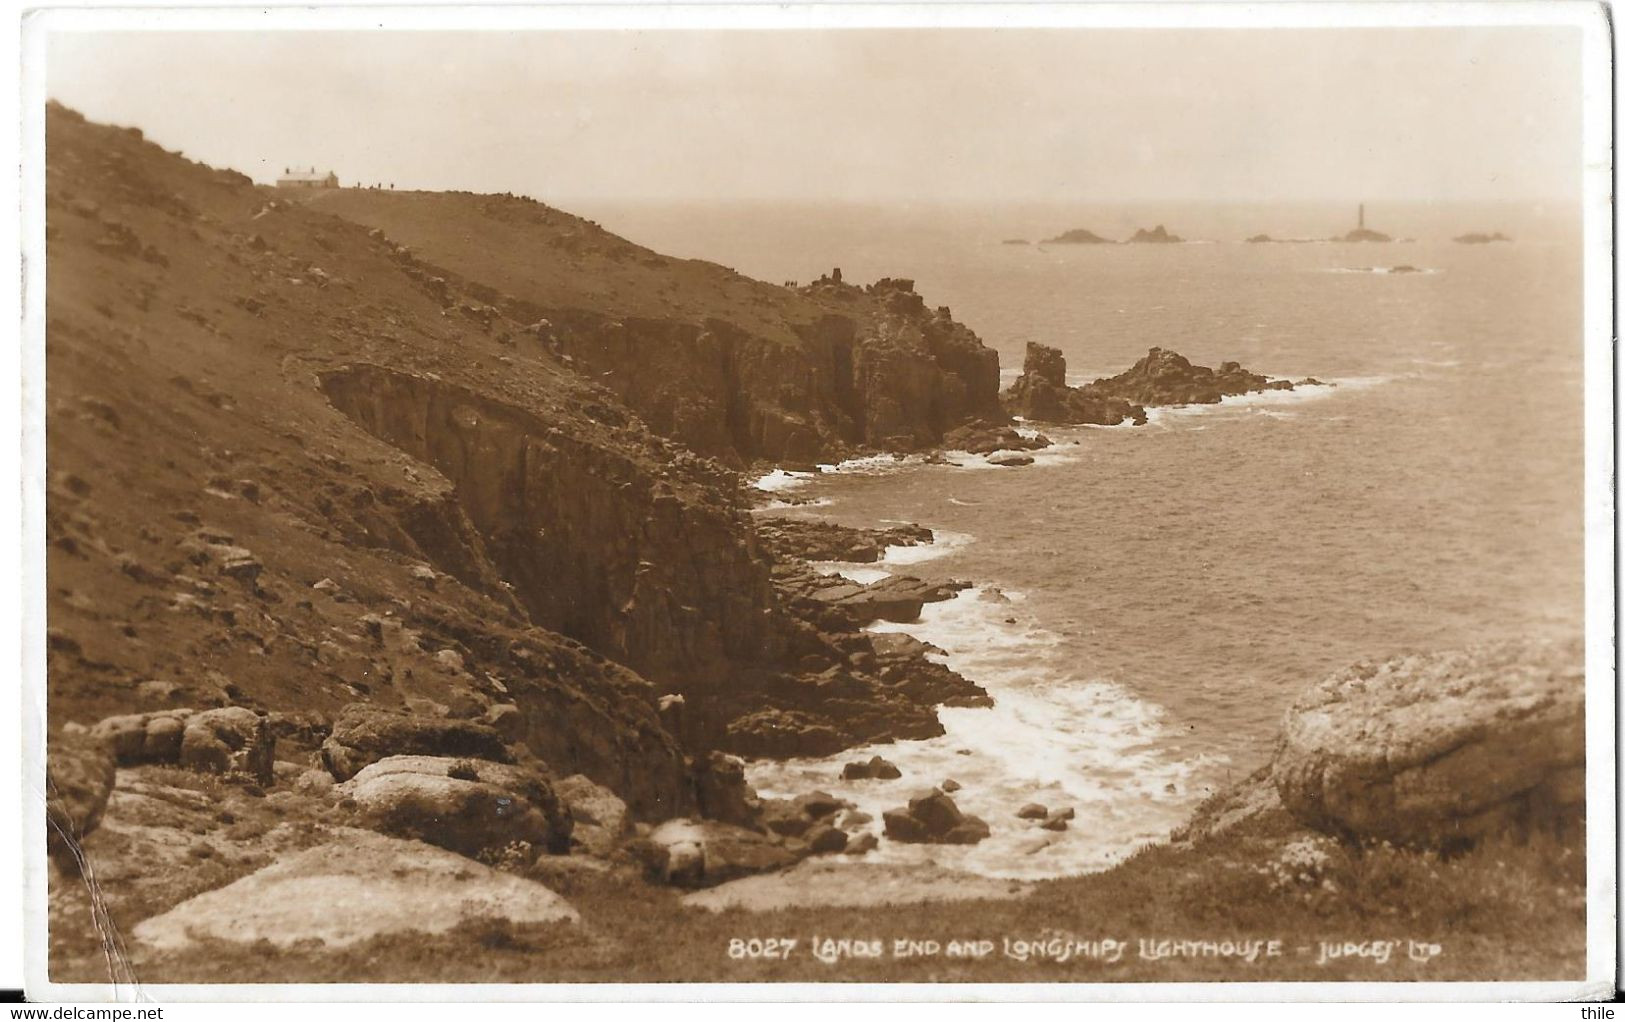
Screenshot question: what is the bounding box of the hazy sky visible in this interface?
[46,27,1580,205]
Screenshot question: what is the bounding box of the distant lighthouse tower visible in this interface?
[1358,203,1366,229]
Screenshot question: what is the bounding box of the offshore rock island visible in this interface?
[42,103,1585,983]
[1000,343,1320,426]
[1038,225,1186,245]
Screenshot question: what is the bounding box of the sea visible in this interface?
[579,200,1588,880]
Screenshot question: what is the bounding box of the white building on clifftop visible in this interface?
[275,167,339,189]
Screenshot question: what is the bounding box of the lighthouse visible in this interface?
[1358,203,1366,229]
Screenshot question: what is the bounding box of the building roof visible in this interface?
[276,168,337,183]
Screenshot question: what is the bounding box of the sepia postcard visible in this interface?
[18,1,1617,1003]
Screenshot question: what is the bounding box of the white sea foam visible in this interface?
[752,468,815,493]
[880,529,973,566]
[944,438,1089,472]
[747,587,1216,880]
[819,452,924,475]
[1140,378,1368,428]
[753,498,834,513]
[812,563,892,585]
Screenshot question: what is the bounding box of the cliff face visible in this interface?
[307,191,1002,463]
[43,103,982,817]
[317,366,784,691]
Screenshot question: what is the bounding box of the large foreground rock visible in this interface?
[178,707,275,786]
[132,828,577,950]
[321,704,512,781]
[1272,638,1584,846]
[85,707,274,785]
[337,755,570,857]
[91,710,195,765]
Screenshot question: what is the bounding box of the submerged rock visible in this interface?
[987,453,1034,467]
[1272,638,1584,847]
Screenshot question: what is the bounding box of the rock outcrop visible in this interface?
[940,419,1052,455]
[1088,347,1297,407]
[842,755,903,781]
[337,754,572,858]
[176,707,276,786]
[553,773,632,855]
[1000,343,1146,425]
[1454,232,1512,244]
[322,705,514,782]
[753,517,933,564]
[691,751,760,828]
[635,819,801,888]
[1127,225,1183,244]
[882,788,991,845]
[1272,638,1584,847]
[84,707,275,785]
